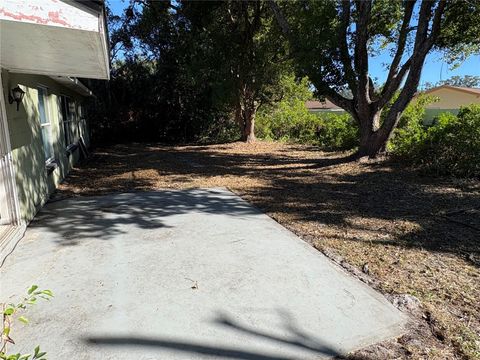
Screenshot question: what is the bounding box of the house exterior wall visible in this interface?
[1,70,89,222]
[424,88,480,109]
[412,87,480,124]
[423,108,460,124]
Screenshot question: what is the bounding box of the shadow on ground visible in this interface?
[59,143,479,261]
[84,309,344,360]
[43,142,480,359]
[36,189,258,246]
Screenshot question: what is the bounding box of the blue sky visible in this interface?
[370,51,480,88]
[107,0,479,87]
[108,1,124,17]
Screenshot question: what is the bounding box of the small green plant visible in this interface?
[1,286,53,360]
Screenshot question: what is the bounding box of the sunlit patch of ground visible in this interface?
[58,141,480,359]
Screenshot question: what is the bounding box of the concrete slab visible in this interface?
[0,188,407,359]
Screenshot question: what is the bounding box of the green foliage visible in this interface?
[435,1,480,65]
[315,113,359,151]
[390,105,480,177]
[423,75,480,90]
[256,75,316,141]
[395,93,439,128]
[439,75,480,88]
[256,75,358,150]
[89,2,240,144]
[94,1,480,150]
[1,286,53,360]
[285,0,480,90]
[283,0,344,93]
[1,346,47,360]
[258,110,358,151]
[369,0,403,42]
[272,1,480,156]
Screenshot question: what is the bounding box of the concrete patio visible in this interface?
[0,188,407,359]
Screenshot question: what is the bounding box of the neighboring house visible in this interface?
[0,0,109,253]
[417,85,480,123]
[305,99,346,114]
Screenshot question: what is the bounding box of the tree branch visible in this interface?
[252,1,262,32]
[267,0,291,35]
[383,1,416,93]
[322,87,355,115]
[426,0,446,47]
[413,0,435,53]
[379,0,436,137]
[354,0,372,111]
[368,76,377,101]
[268,0,355,116]
[226,6,236,25]
[375,56,412,111]
[339,1,357,93]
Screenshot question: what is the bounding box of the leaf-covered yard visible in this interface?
[58,141,480,359]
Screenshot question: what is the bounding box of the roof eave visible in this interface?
[49,76,94,97]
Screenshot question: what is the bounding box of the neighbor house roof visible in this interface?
[305,99,342,110]
[422,85,480,96]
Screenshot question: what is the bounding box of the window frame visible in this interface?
[78,102,84,120]
[60,94,76,148]
[37,85,55,164]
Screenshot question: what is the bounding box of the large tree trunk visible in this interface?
[355,103,406,158]
[352,105,402,158]
[237,93,257,143]
[357,129,389,158]
[239,107,256,143]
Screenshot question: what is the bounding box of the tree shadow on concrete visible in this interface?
[33,188,259,246]
[85,337,334,360]
[84,309,343,359]
[212,310,340,356]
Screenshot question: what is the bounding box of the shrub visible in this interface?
[430,105,480,177]
[390,104,480,177]
[256,97,320,142]
[315,113,359,151]
[396,93,439,128]
[387,93,439,155]
[257,106,358,150]
[256,75,358,150]
[256,75,318,142]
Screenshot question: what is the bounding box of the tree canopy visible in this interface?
[95,0,291,144]
[424,75,480,89]
[269,0,480,156]
[91,0,479,152]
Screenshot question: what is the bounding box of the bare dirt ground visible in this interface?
[58,141,480,359]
